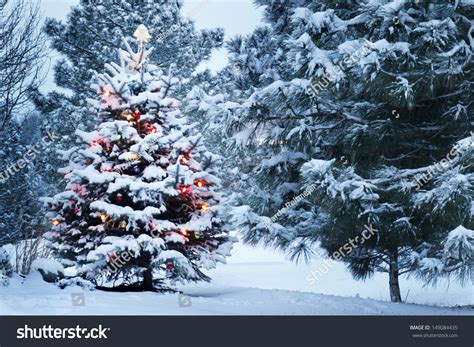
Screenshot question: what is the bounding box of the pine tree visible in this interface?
[33,0,224,194]
[43,0,223,100]
[43,26,234,291]
[184,25,285,208]
[197,1,473,302]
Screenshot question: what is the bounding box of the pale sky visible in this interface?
[39,0,264,91]
[182,0,264,71]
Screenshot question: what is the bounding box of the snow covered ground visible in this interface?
[0,242,472,315]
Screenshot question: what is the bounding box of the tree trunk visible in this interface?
[142,268,153,291]
[388,249,402,302]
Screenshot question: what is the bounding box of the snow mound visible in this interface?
[31,258,64,275]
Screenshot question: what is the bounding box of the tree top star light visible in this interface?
[133,24,151,44]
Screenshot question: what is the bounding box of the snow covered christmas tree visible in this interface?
[43,25,234,291]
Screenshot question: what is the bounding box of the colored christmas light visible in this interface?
[122,110,134,121]
[52,219,60,226]
[178,185,190,194]
[194,179,206,188]
[123,152,141,161]
[116,193,124,202]
[166,263,174,270]
[100,213,108,222]
[200,203,210,212]
[119,221,127,230]
[91,139,101,147]
[180,227,188,236]
[133,111,141,119]
[116,132,123,141]
[104,143,112,153]
[179,155,189,165]
[194,232,201,239]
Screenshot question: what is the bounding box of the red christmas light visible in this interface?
[179,154,190,165]
[90,139,101,147]
[116,193,124,202]
[194,179,206,188]
[166,263,174,270]
[69,200,77,205]
[178,185,190,194]
[133,111,141,119]
[144,123,157,134]
[180,227,188,236]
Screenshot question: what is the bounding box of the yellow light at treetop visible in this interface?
[133,24,151,44]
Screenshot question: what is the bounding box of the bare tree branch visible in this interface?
[0,0,47,135]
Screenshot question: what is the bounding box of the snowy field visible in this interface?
[1,242,472,315]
